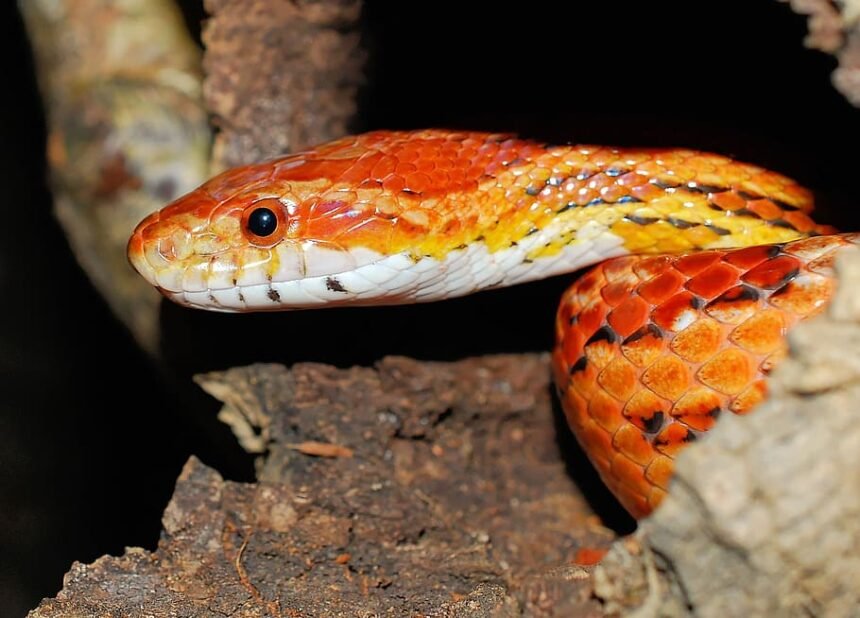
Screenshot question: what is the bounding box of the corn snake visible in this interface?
[128,129,854,518]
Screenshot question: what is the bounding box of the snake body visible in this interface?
[128,129,853,517]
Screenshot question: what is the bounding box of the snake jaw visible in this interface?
[127,197,384,309]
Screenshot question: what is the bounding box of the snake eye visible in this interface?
[241,198,288,247]
[247,207,277,237]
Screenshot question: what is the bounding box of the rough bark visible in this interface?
[30,355,612,616]
[202,0,365,170]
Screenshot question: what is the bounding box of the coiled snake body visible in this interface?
[128,129,855,518]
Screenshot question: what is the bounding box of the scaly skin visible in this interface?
[128,129,844,517]
[553,233,858,517]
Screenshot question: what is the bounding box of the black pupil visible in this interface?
[248,207,277,236]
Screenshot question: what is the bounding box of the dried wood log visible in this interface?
[31,355,613,616]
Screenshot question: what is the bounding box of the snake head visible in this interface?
[127,154,376,311]
[127,130,521,312]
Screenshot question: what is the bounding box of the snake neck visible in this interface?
[391,135,823,265]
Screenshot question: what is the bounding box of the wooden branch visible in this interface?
[19,0,211,354]
[31,356,612,616]
[202,0,365,169]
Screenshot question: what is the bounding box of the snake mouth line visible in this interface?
[128,238,386,296]
[148,234,630,312]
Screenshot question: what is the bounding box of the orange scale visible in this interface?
[602,257,637,283]
[561,389,591,428]
[785,234,853,260]
[584,340,619,372]
[439,144,469,165]
[642,356,690,401]
[612,423,656,466]
[768,275,832,316]
[381,174,407,193]
[574,269,610,301]
[338,154,385,184]
[439,217,463,236]
[669,317,722,363]
[580,420,615,463]
[645,455,675,490]
[730,380,768,414]
[631,160,666,177]
[623,390,669,434]
[637,269,684,304]
[358,177,380,189]
[598,357,639,401]
[560,329,585,366]
[742,255,802,289]
[309,195,359,218]
[396,148,421,163]
[576,301,610,334]
[697,348,753,395]
[653,422,697,458]
[395,161,418,176]
[414,157,437,173]
[708,190,746,212]
[615,171,642,187]
[684,263,740,299]
[608,455,649,501]
[652,291,700,332]
[745,198,784,220]
[781,183,814,208]
[570,360,599,397]
[670,387,723,431]
[587,173,616,192]
[601,184,630,203]
[164,189,219,220]
[619,490,651,521]
[629,181,668,202]
[730,310,786,354]
[704,285,761,325]
[722,244,778,270]
[633,255,673,280]
[781,210,819,233]
[447,169,467,185]
[674,251,722,276]
[337,216,395,248]
[209,163,277,198]
[806,251,839,275]
[620,325,665,368]
[370,155,398,181]
[588,390,626,434]
[572,187,599,206]
[607,296,651,338]
[404,172,433,194]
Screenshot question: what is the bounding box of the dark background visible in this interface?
[2,1,856,615]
